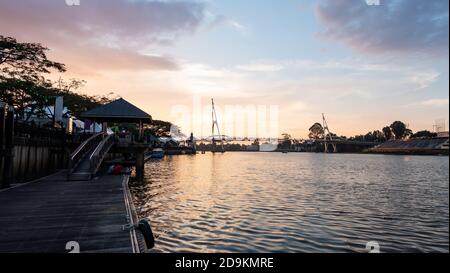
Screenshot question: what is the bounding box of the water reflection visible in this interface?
[130,153,449,253]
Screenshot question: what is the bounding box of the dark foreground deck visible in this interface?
[0,173,136,253]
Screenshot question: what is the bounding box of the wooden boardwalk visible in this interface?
[0,172,136,253]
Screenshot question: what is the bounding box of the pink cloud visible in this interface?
[0,0,206,71]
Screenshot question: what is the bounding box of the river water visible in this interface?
[130,153,449,253]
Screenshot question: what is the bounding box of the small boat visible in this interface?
[150,148,165,159]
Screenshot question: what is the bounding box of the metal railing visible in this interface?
[68,133,103,176]
[89,134,115,175]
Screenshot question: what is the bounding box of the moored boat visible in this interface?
[150,148,165,159]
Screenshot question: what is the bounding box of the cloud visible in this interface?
[408,72,440,89]
[0,0,206,71]
[421,98,449,107]
[237,63,284,72]
[202,11,249,36]
[62,45,179,71]
[315,0,449,55]
[403,98,449,108]
[236,58,440,89]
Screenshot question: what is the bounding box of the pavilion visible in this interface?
[79,98,153,180]
[80,98,152,141]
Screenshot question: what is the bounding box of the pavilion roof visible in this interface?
[80,98,152,123]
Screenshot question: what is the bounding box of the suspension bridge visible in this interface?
[199,102,377,153]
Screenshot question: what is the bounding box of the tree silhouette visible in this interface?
[390,121,411,140]
[382,126,393,140]
[0,35,65,81]
[308,122,324,139]
[411,130,437,139]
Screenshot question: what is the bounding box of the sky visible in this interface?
[0,0,448,138]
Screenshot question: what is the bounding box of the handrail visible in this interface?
[68,133,103,176]
[70,133,103,161]
[89,134,114,175]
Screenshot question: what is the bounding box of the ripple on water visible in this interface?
[130,153,449,253]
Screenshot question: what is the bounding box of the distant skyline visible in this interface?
[1,0,448,138]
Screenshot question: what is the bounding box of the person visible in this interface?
[112,164,124,175]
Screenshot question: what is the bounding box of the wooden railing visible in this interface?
[89,134,115,175]
[68,133,103,175]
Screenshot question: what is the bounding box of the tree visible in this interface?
[0,77,55,119]
[280,133,292,150]
[0,36,115,120]
[382,126,393,140]
[54,78,115,117]
[364,131,374,142]
[0,76,112,120]
[146,120,173,137]
[411,130,437,139]
[372,130,386,142]
[308,122,324,139]
[1,35,67,119]
[390,121,410,140]
[0,35,65,81]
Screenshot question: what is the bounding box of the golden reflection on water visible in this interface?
[130,152,449,253]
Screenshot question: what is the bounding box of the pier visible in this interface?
[0,172,142,253]
[0,98,154,253]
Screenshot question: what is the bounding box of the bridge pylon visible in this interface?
[211,99,225,153]
[322,113,337,153]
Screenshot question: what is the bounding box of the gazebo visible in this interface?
[79,98,153,180]
[80,98,152,141]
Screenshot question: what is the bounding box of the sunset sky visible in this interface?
[1,0,448,138]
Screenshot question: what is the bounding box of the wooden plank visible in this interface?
[0,174,134,253]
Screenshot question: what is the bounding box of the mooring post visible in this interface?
[135,150,145,181]
[2,107,15,188]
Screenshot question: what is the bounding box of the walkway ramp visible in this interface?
[69,133,114,181]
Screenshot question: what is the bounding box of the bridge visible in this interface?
[313,139,378,153]
[195,109,377,153]
[316,114,378,153]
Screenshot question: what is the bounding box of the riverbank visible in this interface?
[366,148,449,156]
[196,149,449,156]
[366,137,449,156]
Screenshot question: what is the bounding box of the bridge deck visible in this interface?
[0,172,134,253]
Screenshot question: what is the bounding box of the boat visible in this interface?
[150,148,165,159]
